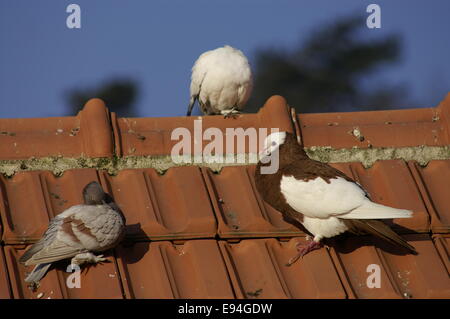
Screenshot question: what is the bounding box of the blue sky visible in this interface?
[1,0,449,118]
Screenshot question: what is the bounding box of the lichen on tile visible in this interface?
[0,145,449,176]
[306,145,450,168]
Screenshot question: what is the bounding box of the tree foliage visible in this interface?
[67,78,138,117]
[247,15,405,113]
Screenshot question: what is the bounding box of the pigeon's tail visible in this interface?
[24,263,52,284]
[340,200,413,220]
[346,219,417,254]
[187,96,197,116]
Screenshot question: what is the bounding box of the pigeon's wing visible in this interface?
[345,219,417,254]
[19,215,66,264]
[285,159,357,185]
[188,71,207,115]
[21,204,124,266]
[24,263,52,284]
[236,82,252,110]
[280,160,368,219]
[20,206,91,266]
[22,240,85,266]
[71,204,125,250]
[338,200,412,219]
[188,51,212,115]
[281,160,412,220]
[293,159,374,198]
[280,173,367,219]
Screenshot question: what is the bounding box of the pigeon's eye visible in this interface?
[271,141,277,146]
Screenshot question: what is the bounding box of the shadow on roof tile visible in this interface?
[3,245,123,299]
[0,246,13,298]
[218,237,347,299]
[203,166,303,239]
[432,234,450,275]
[411,160,450,233]
[116,240,234,299]
[330,161,430,233]
[329,234,450,299]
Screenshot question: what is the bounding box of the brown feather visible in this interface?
[255,132,416,254]
[344,219,417,254]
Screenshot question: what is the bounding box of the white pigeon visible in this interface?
[20,181,126,288]
[255,131,416,266]
[187,45,253,117]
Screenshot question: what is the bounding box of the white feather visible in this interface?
[338,200,412,219]
[190,45,253,113]
[280,175,413,220]
[302,216,349,241]
[281,176,366,219]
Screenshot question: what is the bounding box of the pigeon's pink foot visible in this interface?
[286,240,323,266]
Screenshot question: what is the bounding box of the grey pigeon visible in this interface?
[20,181,126,287]
[187,45,253,117]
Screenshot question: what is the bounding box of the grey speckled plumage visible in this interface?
[19,181,126,287]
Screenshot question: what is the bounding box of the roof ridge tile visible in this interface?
[297,93,450,148]
[79,98,114,158]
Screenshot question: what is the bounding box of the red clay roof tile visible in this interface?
[4,245,124,299]
[203,166,301,238]
[0,169,100,244]
[328,238,402,299]
[350,160,429,232]
[0,246,12,298]
[218,238,346,299]
[330,161,429,232]
[116,240,234,299]
[297,94,450,148]
[380,234,450,298]
[1,171,56,244]
[433,234,450,274]
[0,99,114,160]
[1,94,449,299]
[411,160,450,233]
[103,167,217,241]
[113,95,294,157]
[330,234,450,299]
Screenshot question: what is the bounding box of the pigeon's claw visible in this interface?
[285,240,323,266]
[71,252,107,266]
[93,254,107,263]
[221,108,241,119]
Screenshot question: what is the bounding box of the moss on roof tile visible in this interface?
[0,145,449,177]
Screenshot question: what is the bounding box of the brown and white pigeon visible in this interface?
[255,131,417,266]
[20,181,126,287]
[187,45,253,117]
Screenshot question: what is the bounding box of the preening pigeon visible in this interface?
[20,181,126,287]
[255,131,417,266]
[187,45,253,117]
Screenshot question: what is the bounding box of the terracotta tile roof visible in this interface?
[297,96,450,148]
[203,166,300,238]
[117,240,234,299]
[0,93,450,299]
[112,95,294,157]
[0,100,114,159]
